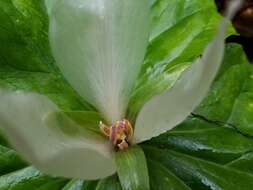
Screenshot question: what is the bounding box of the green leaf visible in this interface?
[0,166,67,190]
[127,0,235,120]
[226,152,253,175]
[196,44,253,136]
[0,0,52,72]
[84,181,99,190]
[62,180,84,190]
[0,145,27,175]
[148,160,190,190]
[142,44,253,189]
[96,176,122,190]
[0,0,252,189]
[145,146,253,190]
[114,146,150,190]
[62,180,98,190]
[0,0,92,111]
[0,130,8,147]
[149,118,253,164]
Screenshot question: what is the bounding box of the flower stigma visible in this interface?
[99,119,133,150]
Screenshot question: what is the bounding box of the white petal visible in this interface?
[133,0,243,143]
[48,0,149,124]
[0,90,116,179]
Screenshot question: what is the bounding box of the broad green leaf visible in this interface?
[0,90,115,179]
[0,145,27,175]
[47,0,149,123]
[96,176,122,190]
[114,146,150,190]
[0,131,8,147]
[0,0,252,189]
[62,180,98,190]
[0,0,92,111]
[37,179,67,190]
[141,43,253,189]
[0,0,52,72]
[127,0,235,120]
[0,167,66,190]
[226,152,253,175]
[148,160,190,190]
[62,180,84,190]
[196,44,253,136]
[149,118,253,164]
[144,146,253,190]
[133,1,237,143]
[83,181,99,190]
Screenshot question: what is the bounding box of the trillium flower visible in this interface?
[0,0,242,180]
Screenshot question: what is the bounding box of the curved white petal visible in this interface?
[48,0,149,123]
[0,90,116,179]
[133,0,243,143]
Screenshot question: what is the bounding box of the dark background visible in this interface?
[215,0,253,62]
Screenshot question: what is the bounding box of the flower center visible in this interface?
[99,119,133,150]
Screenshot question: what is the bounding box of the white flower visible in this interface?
[0,0,242,180]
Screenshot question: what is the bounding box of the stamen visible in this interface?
[99,121,110,137]
[99,119,133,150]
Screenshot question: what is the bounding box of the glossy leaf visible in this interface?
[134,17,228,143]
[0,167,66,190]
[96,176,122,190]
[145,146,253,190]
[133,1,242,143]
[0,0,91,111]
[0,0,52,72]
[148,160,190,190]
[114,146,150,190]
[0,0,252,189]
[63,179,98,190]
[143,44,253,190]
[62,180,84,190]
[127,0,235,120]
[0,145,27,175]
[226,152,253,175]
[196,44,253,138]
[149,118,253,164]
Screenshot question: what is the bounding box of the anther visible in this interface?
[99,119,133,150]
